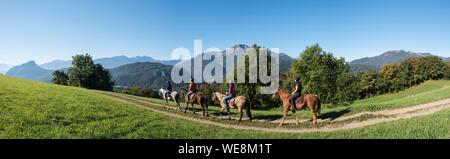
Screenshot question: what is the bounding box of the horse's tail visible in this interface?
[245,98,253,122]
[174,92,180,104]
[202,95,208,107]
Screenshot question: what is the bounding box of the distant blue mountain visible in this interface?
[349,50,450,73]
[5,45,294,85]
[40,60,72,70]
[39,55,182,70]
[6,61,53,82]
[94,55,156,68]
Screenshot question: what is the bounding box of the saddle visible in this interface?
[224,97,236,108]
[187,93,197,101]
[292,96,304,105]
[165,92,172,100]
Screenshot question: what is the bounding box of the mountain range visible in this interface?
[109,62,182,89]
[5,61,53,82]
[349,50,449,73]
[40,55,181,70]
[4,46,449,89]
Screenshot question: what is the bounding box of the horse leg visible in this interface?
[219,106,224,119]
[238,107,243,123]
[175,100,180,111]
[279,107,289,127]
[191,103,195,114]
[310,104,318,127]
[294,111,300,126]
[184,102,189,114]
[165,99,169,110]
[227,108,231,120]
[201,103,206,118]
[205,103,209,117]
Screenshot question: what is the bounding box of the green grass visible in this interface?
[0,75,449,139]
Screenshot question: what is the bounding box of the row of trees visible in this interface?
[356,56,450,98]
[52,54,114,91]
[117,86,160,98]
[200,44,450,108]
[287,44,355,105]
[285,44,450,106]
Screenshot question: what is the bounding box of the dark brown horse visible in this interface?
[272,89,321,127]
[179,88,209,117]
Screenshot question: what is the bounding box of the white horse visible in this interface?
[159,88,181,111]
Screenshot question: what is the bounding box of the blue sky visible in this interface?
[1,0,450,65]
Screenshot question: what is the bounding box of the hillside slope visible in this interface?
[0,75,448,138]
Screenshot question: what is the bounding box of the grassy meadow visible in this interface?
[0,75,449,139]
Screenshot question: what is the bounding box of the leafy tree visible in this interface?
[447,62,450,79]
[88,64,114,91]
[357,69,382,98]
[396,56,448,88]
[380,64,401,92]
[397,59,415,88]
[289,44,355,104]
[68,54,96,88]
[53,53,114,91]
[335,71,358,105]
[52,70,68,86]
[226,44,280,109]
[419,56,448,80]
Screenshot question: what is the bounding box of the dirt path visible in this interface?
[98,91,450,133]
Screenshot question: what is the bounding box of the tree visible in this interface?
[54,53,115,91]
[447,62,450,79]
[357,69,384,98]
[52,70,68,86]
[88,64,114,91]
[419,56,448,80]
[397,59,415,88]
[335,71,358,105]
[380,64,401,92]
[396,56,448,88]
[289,44,355,104]
[68,54,96,88]
[227,44,280,109]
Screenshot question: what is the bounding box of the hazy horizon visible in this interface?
[1,0,450,65]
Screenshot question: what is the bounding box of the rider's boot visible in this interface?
[223,100,228,109]
[290,103,296,113]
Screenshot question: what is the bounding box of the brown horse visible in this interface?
[272,89,321,127]
[179,89,209,117]
[211,92,252,122]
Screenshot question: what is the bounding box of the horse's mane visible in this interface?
[279,89,290,94]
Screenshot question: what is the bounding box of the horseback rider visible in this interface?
[166,81,172,99]
[186,78,197,100]
[223,81,236,109]
[290,77,302,113]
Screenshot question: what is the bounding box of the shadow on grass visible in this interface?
[251,114,283,121]
[319,108,351,121]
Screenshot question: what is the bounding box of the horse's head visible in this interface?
[271,88,281,100]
